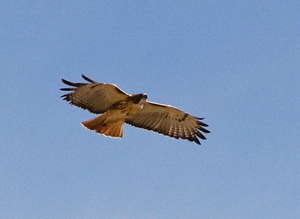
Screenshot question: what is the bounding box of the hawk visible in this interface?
[60,75,210,145]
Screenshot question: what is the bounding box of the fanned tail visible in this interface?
[81,115,124,138]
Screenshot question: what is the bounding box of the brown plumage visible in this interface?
[60,75,210,145]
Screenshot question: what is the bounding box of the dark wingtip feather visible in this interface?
[198,126,210,133]
[61,78,86,87]
[61,79,75,86]
[193,137,201,145]
[195,130,207,140]
[197,120,208,127]
[81,74,96,83]
[192,116,210,144]
[60,94,70,100]
[194,117,204,120]
[60,88,75,91]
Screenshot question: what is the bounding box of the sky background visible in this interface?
[1,0,299,219]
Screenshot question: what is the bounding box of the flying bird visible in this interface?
[60,75,210,145]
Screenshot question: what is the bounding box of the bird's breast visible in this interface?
[105,101,142,123]
[123,102,143,116]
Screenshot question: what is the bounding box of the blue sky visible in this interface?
[1,0,299,218]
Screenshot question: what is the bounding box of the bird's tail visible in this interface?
[81,115,124,138]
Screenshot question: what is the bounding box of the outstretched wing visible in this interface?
[60,74,129,114]
[125,102,210,145]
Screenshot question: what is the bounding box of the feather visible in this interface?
[81,74,97,83]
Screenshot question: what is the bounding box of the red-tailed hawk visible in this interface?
[60,75,210,145]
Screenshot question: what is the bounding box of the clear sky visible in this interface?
[1,1,299,219]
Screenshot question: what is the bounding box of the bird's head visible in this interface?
[142,93,148,99]
[131,93,148,104]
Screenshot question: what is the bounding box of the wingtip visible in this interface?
[195,130,207,140]
[198,126,210,134]
[81,74,96,83]
[60,94,71,102]
[60,88,75,91]
[194,137,201,145]
[61,78,75,86]
[197,120,209,127]
[194,116,204,120]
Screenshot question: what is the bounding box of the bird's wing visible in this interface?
[60,74,130,114]
[125,101,210,144]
